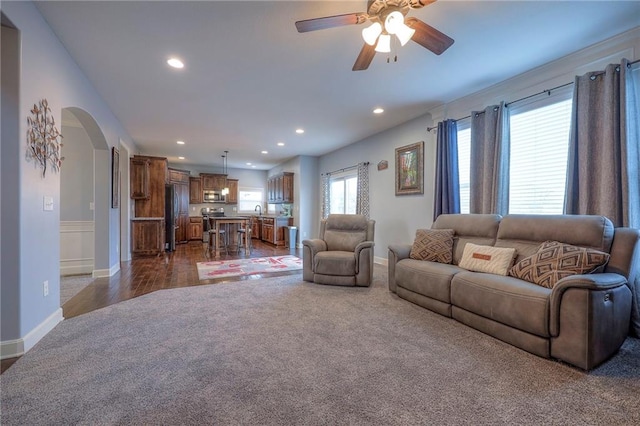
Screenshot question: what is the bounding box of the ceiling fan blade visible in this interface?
[352,43,376,71]
[295,12,367,33]
[405,17,454,55]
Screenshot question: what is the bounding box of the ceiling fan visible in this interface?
[295,0,454,71]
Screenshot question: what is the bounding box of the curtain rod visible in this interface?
[426,58,640,133]
[322,162,369,176]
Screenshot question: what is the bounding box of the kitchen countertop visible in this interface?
[131,217,164,221]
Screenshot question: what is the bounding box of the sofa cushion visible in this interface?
[451,271,552,337]
[409,229,454,264]
[314,251,356,276]
[458,243,516,276]
[432,214,502,265]
[509,240,610,289]
[396,259,464,304]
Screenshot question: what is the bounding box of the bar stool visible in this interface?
[207,219,228,257]
[237,217,252,254]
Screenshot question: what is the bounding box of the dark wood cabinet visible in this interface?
[261,216,292,246]
[251,217,261,239]
[130,158,151,199]
[189,217,203,240]
[189,177,202,204]
[226,179,238,204]
[133,156,167,219]
[131,219,165,255]
[169,169,190,244]
[267,172,294,204]
[201,173,227,191]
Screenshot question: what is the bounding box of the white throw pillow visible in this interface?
[458,243,517,276]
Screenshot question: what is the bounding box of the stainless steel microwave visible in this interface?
[203,190,226,203]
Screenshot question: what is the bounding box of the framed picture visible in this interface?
[395,141,424,196]
[111,147,120,208]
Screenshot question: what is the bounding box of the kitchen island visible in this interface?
[208,216,251,258]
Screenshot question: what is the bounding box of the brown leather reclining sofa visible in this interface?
[388,214,640,370]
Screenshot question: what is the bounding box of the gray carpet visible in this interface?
[60,274,93,305]
[2,266,639,425]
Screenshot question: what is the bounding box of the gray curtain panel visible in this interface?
[356,162,370,219]
[433,119,460,221]
[564,60,638,227]
[321,173,330,219]
[565,59,640,337]
[469,102,510,215]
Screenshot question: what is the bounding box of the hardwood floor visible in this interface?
[1,239,302,374]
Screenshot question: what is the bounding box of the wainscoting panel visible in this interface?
[60,221,94,275]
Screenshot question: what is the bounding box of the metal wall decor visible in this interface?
[26,99,64,178]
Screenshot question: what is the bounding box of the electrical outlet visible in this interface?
[303,231,308,237]
[43,280,49,297]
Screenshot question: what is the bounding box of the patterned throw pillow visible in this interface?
[409,229,454,264]
[509,240,610,288]
[458,243,517,276]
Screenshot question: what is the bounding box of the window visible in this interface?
[456,119,471,214]
[508,91,573,214]
[329,173,358,214]
[238,187,263,213]
[455,87,572,215]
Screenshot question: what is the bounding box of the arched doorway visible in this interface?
[59,107,112,278]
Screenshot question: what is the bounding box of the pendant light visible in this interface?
[221,150,230,196]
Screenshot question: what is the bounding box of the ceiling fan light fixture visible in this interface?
[362,22,382,46]
[375,33,391,53]
[395,24,415,46]
[384,11,405,35]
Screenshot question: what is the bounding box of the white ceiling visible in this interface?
[35,1,640,170]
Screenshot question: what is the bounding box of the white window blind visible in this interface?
[508,92,573,214]
[456,120,471,214]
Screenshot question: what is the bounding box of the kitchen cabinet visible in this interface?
[133,155,167,219]
[131,219,165,255]
[189,177,202,204]
[201,173,227,191]
[261,216,293,246]
[251,217,261,239]
[169,169,190,244]
[225,179,238,204]
[267,172,294,203]
[130,157,151,199]
[188,217,203,240]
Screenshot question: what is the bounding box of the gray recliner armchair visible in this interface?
[302,214,376,287]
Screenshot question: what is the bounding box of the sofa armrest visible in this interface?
[549,273,628,336]
[302,239,327,281]
[302,239,327,256]
[387,244,412,293]
[354,241,375,286]
[388,244,412,261]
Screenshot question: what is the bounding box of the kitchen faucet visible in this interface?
[254,204,262,216]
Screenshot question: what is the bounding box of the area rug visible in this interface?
[196,255,302,280]
[2,265,639,425]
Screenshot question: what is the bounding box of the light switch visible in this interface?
[43,196,54,211]
[89,202,94,210]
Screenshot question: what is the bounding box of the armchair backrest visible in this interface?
[320,214,375,252]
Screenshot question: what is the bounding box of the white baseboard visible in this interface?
[0,308,63,360]
[61,258,94,275]
[92,262,120,278]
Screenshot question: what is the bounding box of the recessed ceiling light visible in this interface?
[261,150,268,154]
[176,140,185,145]
[167,58,184,69]
[251,165,256,168]
[373,108,384,114]
[295,129,304,134]
[277,142,285,147]
[178,156,185,160]
[246,162,252,166]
